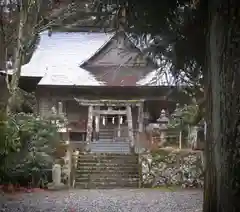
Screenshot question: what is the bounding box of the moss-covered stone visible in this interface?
[140,148,203,188]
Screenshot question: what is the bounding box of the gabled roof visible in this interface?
[79,31,147,67]
[3,31,112,84]
[1,30,174,87]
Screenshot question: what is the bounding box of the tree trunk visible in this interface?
[204,1,240,211]
[6,8,25,114]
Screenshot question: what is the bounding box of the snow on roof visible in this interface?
[4,31,112,83]
[137,69,176,86]
[2,31,182,87]
[38,66,104,86]
[137,66,189,86]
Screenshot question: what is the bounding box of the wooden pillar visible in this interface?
[117,115,121,137]
[126,105,134,148]
[58,101,63,115]
[136,103,143,152]
[138,103,144,133]
[86,105,93,143]
[95,106,100,141]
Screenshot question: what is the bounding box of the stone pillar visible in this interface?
[189,126,198,149]
[179,130,182,149]
[66,147,72,187]
[65,132,71,187]
[126,105,134,148]
[48,162,65,189]
[86,105,93,143]
[52,164,61,185]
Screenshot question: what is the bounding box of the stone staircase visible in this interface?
[98,128,115,141]
[87,141,131,153]
[98,124,128,141]
[74,153,141,189]
[86,124,131,153]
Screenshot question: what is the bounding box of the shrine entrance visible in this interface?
[95,107,128,142]
[74,98,145,149]
[99,107,127,126]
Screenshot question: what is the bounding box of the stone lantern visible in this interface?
[156,109,169,145]
[172,103,183,149]
[157,109,169,126]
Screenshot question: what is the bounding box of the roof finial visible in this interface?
[48,28,52,37]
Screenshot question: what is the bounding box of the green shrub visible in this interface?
[0,112,64,187]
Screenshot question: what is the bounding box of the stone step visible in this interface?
[114,137,129,142]
[89,143,130,147]
[88,141,130,144]
[74,152,140,189]
[77,160,138,164]
[76,154,139,160]
[76,172,139,177]
[77,159,138,163]
[89,146,130,150]
[97,137,115,140]
[76,171,139,176]
[90,141,129,144]
[77,158,139,163]
[75,177,140,183]
[96,139,113,142]
[88,143,130,147]
[89,142,130,144]
[99,131,115,134]
[75,178,140,183]
[99,133,114,137]
[76,153,139,157]
[98,137,114,140]
[75,169,140,176]
[77,158,138,163]
[99,127,116,130]
[76,168,139,174]
[89,149,130,154]
[99,130,115,135]
[88,142,131,153]
[77,160,139,165]
[74,181,139,189]
[98,136,114,139]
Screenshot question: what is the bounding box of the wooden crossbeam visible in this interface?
[74,98,144,106]
[93,110,127,115]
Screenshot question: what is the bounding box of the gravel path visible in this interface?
[0,189,202,212]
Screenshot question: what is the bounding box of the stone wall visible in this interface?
[140,148,204,188]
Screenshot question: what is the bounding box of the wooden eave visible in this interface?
[79,31,156,69]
